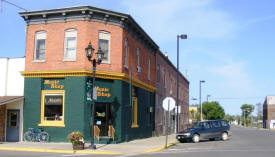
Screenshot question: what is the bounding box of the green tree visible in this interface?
[224,114,234,122]
[202,101,225,120]
[241,104,255,126]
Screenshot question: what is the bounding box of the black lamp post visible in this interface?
[176,34,187,133]
[85,42,104,149]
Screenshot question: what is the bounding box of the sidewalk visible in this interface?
[0,134,178,155]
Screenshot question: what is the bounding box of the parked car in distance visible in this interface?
[177,120,231,143]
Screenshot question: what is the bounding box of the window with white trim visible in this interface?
[98,31,110,63]
[124,39,128,68]
[64,29,77,61]
[148,57,151,80]
[34,31,46,61]
[137,48,141,73]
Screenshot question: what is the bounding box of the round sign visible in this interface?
[162,97,175,111]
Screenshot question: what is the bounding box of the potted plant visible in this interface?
[67,131,85,150]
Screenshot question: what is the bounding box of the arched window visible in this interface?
[98,31,111,63]
[64,29,77,61]
[34,31,46,61]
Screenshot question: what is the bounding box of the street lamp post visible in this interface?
[176,34,187,133]
[206,94,211,120]
[85,42,104,149]
[199,80,205,121]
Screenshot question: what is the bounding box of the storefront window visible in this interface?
[39,90,65,127]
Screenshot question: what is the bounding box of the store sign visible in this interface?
[45,95,63,106]
[44,80,64,89]
[95,86,111,98]
[86,78,112,104]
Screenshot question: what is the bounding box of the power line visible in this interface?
[1,0,27,11]
[212,97,265,100]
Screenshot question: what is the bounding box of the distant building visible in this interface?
[263,96,275,129]
[0,57,25,142]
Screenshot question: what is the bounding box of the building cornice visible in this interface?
[20,70,156,92]
[19,6,158,54]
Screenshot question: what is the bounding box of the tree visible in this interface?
[202,101,225,120]
[224,114,234,122]
[241,104,255,126]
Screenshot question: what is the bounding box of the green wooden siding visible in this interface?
[23,77,154,143]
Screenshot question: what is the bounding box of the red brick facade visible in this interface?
[155,52,189,135]
[0,105,6,141]
[25,21,155,87]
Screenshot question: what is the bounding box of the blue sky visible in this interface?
[1,0,275,115]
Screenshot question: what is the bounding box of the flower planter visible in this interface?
[72,143,84,150]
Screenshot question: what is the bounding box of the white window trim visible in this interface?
[124,39,128,69]
[98,31,111,64]
[137,48,141,74]
[34,31,46,62]
[63,29,77,61]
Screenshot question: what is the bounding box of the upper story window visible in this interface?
[156,64,160,82]
[34,31,46,61]
[124,39,128,68]
[64,29,77,61]
[98,31,110,63]
[137,48,141,73]
[148,57,151,81]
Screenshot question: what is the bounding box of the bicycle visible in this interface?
[23,128,49,142]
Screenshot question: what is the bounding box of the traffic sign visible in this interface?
[162,97,175,111]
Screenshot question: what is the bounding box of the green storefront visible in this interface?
[23,71,155,143]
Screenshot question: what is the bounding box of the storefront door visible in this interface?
[94,103,111,136]
[6,110,20,142]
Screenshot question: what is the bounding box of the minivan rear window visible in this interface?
[221,120,229,127]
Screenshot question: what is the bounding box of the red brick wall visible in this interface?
[155,52,189,135]
[25,20,155,87]
[122,30,156,87]
[25,21,123,73]
[0,105,6,141]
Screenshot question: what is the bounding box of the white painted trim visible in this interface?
[0,97,24,106]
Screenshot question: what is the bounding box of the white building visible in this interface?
[0,57,25,142]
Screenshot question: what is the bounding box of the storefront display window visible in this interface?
[39,90,65,127]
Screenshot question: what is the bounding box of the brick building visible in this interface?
[19,6,188,143]
[155,52,189,136]
[263,96,275,129]
[19,6,157,143]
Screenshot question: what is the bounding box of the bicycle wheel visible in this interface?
[39,132,49,142]
[23,131,33,142]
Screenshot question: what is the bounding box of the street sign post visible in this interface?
[162,97,175,148]
[162,97,175,111]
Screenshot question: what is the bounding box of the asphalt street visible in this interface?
[1,126,275,157]
[146,125,275,157]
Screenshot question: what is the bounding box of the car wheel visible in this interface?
[192,134,200,143]
[221,132,228,141]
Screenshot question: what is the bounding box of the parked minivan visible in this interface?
[177,120,231,143]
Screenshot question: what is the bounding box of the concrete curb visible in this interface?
[0,141,178,155]
[0,147,123,155]
[141,141,178,154]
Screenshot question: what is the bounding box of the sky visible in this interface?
[1,0,275,115]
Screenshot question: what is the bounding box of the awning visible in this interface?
[0,96,24,106]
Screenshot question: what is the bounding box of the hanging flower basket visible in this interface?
[67,131,85,150]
